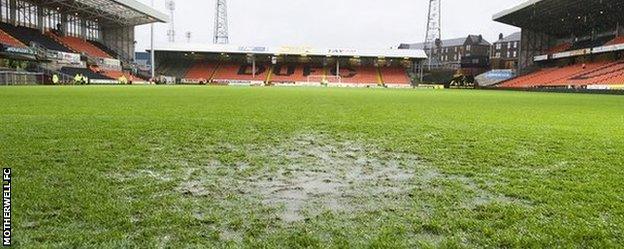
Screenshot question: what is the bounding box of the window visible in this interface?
[67,15,82,36]
[86,20,100,40]
[16,1,38,28]
[466,45,471,51]
[513,51,517,57]
[43,8,61,32]
[496,43,502,50]
[1,0,9,23]
[495,52,501,58]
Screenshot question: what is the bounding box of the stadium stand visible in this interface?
[48,33,112,58]
[329,66,380,84]
[0,29,26,48]
[88,63,134,81]
[500,60,624,87]
[380,67,411,85]
[0,23,70,52]
[499,68,557,88]
[212,63,268,82]
[546,43,572,54]
[152,45,424,86]
[157,60,192,79]
[497,34,624,88]
[0,0,166,85]
[88,40,118,57]
[604,36,624,46]
[566,61,624,85]
[270,64,311,83]
[60,67,112,80]
[492,0,624,90]
[184,61,218,82]
[569,36,614,51]
[61,66,136,82]
[100,70,130,80]
[158,60,415,86]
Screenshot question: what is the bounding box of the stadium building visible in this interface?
[494,0,624,89]
[0,0,167,84]
[398,35,492,87]
[472,32,522,87]
[151,44,426,88]
[399,35,491,70]
[490,32,521,70]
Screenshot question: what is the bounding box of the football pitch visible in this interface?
[1,86,623,248]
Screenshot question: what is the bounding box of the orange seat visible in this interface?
[381,67,411,85]
[95,69,132,81]
[270,64,316,83]
[605,37,624,46]
[49,32,111,58]
[500,60,624,88]
[329,66,379,84]
[102,71,124,79]
[546,43,572,54]
[212,63,268,82]
[0,29,26,48]
[184,61,217,82]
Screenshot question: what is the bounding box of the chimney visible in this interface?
[499,33,504,40]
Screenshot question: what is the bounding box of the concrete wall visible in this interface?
[518,29,556,74]
[101,25,135,61]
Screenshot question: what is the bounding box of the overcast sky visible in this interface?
[134,0,525,51]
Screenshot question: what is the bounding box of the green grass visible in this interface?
[1,86,623,248]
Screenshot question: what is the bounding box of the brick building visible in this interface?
[399,35,491,69]
[490,32,521,70]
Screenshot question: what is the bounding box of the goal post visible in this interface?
[307,75,341,84]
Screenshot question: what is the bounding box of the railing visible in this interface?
[29,41,56,60]
[0,71,44,85]
[83,53,99,66]
[102,43,132,63]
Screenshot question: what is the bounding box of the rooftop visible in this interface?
[493,0,624,37]
[399,35,491,50]
[39,0,168,26]
[494,32,521,43]
[151,43,428,59]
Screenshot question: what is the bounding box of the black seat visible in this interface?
[570,35,615,50]
[87,40,117,57]
[60,67,112,80]
[0,22,71,52]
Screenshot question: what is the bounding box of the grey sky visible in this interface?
[134,0,525,51]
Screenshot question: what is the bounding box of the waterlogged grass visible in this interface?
[1,86,623,248]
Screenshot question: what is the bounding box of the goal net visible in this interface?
[307,75,341,84]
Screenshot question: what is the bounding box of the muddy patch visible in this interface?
[248,133,531,221]
[248,133,421,222]
[177,180,210,197]
[115,132,531,225]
